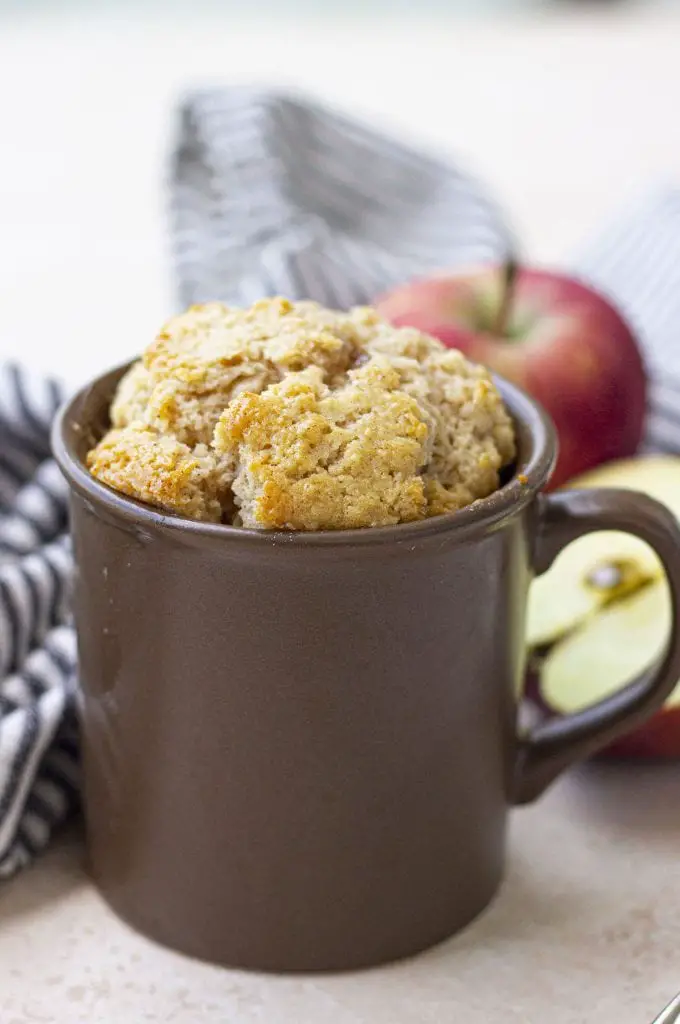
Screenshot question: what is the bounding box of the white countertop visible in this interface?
[3,764,680,1023]
[2,8,680,1022]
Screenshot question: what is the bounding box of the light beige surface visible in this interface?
[2,7,680,1023]
[2,763,680,1023]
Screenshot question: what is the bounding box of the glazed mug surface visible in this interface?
[53,365,680,972]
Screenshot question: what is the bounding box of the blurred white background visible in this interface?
[1,1,679,383]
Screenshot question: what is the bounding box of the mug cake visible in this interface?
[87,298,515,530]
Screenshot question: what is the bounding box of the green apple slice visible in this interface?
[540,579,678,714]
[527,455,680,648]
[571,455,680,502]
[527,532,660,648]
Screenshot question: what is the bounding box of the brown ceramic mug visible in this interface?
[54,364,680,973]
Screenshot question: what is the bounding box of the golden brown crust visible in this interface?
[86,426,224,522]
[214,361,430,530]
[88,298,516,529]
[362,325,516,510]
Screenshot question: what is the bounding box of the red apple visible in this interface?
[377,265,647,489]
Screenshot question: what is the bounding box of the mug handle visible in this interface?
[514,488,680,804]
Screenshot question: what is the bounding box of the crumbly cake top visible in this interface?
[87,297,515,530]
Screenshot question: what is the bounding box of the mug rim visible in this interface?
[52,362,557,549]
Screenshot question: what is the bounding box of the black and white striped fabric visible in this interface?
[0,367,79,878]
[170,89,514,309]
[2,89,680,878]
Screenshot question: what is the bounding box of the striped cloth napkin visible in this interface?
[2,88,680,877]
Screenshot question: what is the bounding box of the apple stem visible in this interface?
[493,257,519,338]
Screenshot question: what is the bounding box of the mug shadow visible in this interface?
[0,821,86,923]
[561,759,680,852]
[398,761,680,977]
[412,862,594,974]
